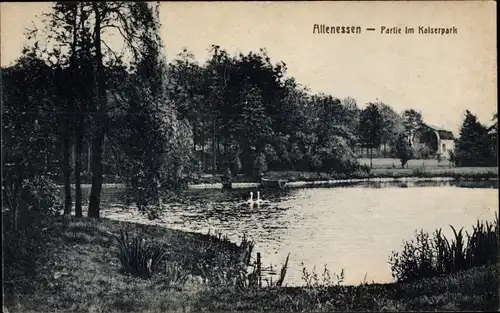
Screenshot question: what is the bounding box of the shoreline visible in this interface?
[189,176,498,190]
[66,167,498,190]
[4,215,498,312]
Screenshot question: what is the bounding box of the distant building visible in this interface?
[413,123,455,159]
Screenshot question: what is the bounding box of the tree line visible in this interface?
[2,2,497,226]
[166,47,444,174]
[2,2,192,226]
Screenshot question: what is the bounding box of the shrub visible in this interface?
[390,230,439,282]
[308,154,323,173]
[231,154,242,175]
[359,164,371,174]
[297,265,376,311]
[2,211,45,294]
[23,175,62,215]
[390,215,499,282]
[160,261,191,289]
[194,232,258,289]
[448,150,456,166]
[116,229,166,278]
[394,134,413,168]
[253,152,268,178]
[412,167,425,177]
[3,175,62,228]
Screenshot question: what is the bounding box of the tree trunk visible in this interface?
[224,142,228,168]
[88,129,105,218]
[75,113,84,217]
[87,143,91,173]
[193,123,197,151]
[201,121,205,172]
[88,3,106,218]
[212,120,217,173]
[216,130,221,171]
[74,3,83,218]
[370,147,373,169]
[62,129,72,215]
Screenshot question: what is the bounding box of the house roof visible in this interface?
[423,123,447,131]
[437,130,455,140]
[420,123,455,140]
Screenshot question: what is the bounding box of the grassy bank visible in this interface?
[3,215,498,312]
[358,158,454,169]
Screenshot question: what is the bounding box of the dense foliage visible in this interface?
[168,49,371,175]
[2,2,496,224]
[454,110,497,167]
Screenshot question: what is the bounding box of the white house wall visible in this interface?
[439,139,455,159]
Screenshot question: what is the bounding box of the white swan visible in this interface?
[255,191,270,205]
[246,191,255,205]
[236,192,255,207]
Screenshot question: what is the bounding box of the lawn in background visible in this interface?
[358,158,454,169]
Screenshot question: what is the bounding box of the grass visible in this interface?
[62,159,497,187]
[358,158,455,169]
[3,213,241,313]
[190,158,497,184]
[3,214,499,312]
[263,167,497,183]
[198,264,498,312]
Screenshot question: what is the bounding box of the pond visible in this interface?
[92,180,498,286]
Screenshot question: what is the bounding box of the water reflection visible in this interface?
[93,180,498,286]
[297,179,499,190]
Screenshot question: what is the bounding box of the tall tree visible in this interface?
[87,2,107,218]
[2,54,61,230]
[104,3,196,216]
[394,133,413,168]
[376,102,404,156]
[402,109,423,146]
[34,2,83,215]
[74,2,94,217]
[33,2,174,218]
[359,103,383,168]
[454,110,492,166]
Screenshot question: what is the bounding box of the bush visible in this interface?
[22,175,63,216]
[359,164,371,174]
[390,230,439,282]
[316,136,359,174]
[448,150,456,166]
[2,174,62,295]
[231,154,242,175]
[390,215,499,282]
[253,152,268,178]
[191,232,258,289]
[116,229,166,278]
[160,261,191,289]
[394,135,413,168]
[2,211,45,294]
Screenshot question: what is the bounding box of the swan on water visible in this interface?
[255,191,270,205]
[246,191,255,205]
[236,192,255,206]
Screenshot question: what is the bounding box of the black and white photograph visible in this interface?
[1,1,498,312]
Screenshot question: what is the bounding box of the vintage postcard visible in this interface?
[2,1,498,312]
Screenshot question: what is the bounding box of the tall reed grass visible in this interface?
[116,229,166,278]
[390,214,499,282]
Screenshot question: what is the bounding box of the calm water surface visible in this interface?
[99,180,498,286]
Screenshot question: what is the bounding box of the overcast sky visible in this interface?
[1,1,496,134]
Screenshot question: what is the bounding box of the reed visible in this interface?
[390,214,499,282]
[116,229,166,278]
[160,261,191,289]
